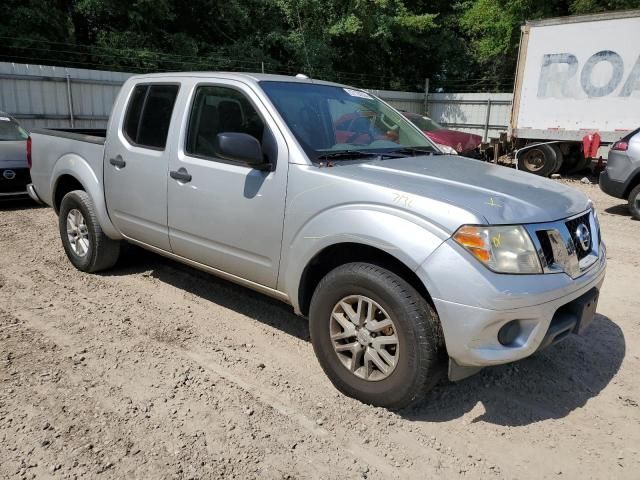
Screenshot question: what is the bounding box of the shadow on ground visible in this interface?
[604,204,632,218]
[107,245,624,427]
[404,314,624,426]
[0,198,44,211]
[107,244,309,342]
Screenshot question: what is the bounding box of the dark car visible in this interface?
[0,112,30,198]
[402,112,482,157]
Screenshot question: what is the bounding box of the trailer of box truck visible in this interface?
[508,9,640,176]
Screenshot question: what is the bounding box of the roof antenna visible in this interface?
[295,73,309,79]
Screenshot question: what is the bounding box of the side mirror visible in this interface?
[215,132,269,169]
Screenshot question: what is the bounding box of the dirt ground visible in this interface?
[0,178,638,479]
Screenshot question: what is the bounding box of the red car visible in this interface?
[402,112,482,156]
[333,110,483,157]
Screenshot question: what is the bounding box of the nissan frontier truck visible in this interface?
[27,73,606,409]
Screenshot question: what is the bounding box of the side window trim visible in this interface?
[122,84,148,147]
[122,82,180,152]
[184,82,272,166]
[134,86,151,146]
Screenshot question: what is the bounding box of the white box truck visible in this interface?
[510,9,640,176]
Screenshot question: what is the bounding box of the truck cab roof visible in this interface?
[126,72,348,89]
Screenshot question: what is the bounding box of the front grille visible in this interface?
[565,213,592,260]
[0,168,30,193]
[536,230,555,267]
[531,210,595,275]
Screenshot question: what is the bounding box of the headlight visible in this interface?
[435,143,458,154]
[453,225,542,274]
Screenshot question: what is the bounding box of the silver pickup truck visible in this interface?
[28,73,607,409]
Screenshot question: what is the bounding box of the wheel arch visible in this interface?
[50,154,122,239]
[297,242,436,318]
[53,174,85,213]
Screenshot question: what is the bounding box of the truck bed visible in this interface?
[29,128,107,208]
[31,128,107,144]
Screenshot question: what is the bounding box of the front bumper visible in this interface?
[599,169,626,199]
[0,167,31,198]
[417,238,607,371]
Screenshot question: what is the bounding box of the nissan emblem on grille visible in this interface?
[575,223,591,252]
[2,169,16,180]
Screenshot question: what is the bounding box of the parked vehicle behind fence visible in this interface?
[505,10,640,177]
[402,111,482,157]
[0,112,30,198]
[27,72,606,409]
[599,127,640,219]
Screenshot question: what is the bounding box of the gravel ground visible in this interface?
[1,178,639,479]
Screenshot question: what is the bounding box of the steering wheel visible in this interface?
[296,105,323,146]
[346,119,375,145]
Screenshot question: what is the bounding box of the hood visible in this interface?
[426,129,482,153]
[324,155,590,228]
[0,140,27,169]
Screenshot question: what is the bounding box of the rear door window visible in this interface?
[123,84,179,150]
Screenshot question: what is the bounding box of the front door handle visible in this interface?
[170,167,192,183]
[109,156,126,168]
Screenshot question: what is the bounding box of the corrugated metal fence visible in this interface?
[0,62,513,140]
[0,62,131,129]
[427,92,513,140]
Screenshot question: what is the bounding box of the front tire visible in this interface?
[59,190,120,272]
[628,184,640,220]
[309,262,445,409]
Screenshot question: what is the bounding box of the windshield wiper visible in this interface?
[316,148,437,162]
[316,150,390,161]
[390,147,442,156]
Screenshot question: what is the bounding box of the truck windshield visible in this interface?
[260,81,438,161]
[0,118,28,141]
[406,114,444,132]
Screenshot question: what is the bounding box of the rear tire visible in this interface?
[309,262,445,410]
[628,184,640,220]
[59,190,120,272]
[518,144,558,177]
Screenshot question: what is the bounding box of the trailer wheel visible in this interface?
[551,145,564,174]
[518,144,558,177]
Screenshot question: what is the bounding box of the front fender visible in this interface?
[279,204,449,313]
[51,154,122,239]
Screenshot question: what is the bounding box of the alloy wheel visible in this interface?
[329,295,399,381]
[66,208,90,257]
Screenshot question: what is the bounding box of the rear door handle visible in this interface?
[170,167,192,183]
[109,156,126,168]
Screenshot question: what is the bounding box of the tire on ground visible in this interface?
[628,184,640,220]
[551,144,564,174]
[517,144,558,177]
[309,262,446,410]
[59,190,121,272]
